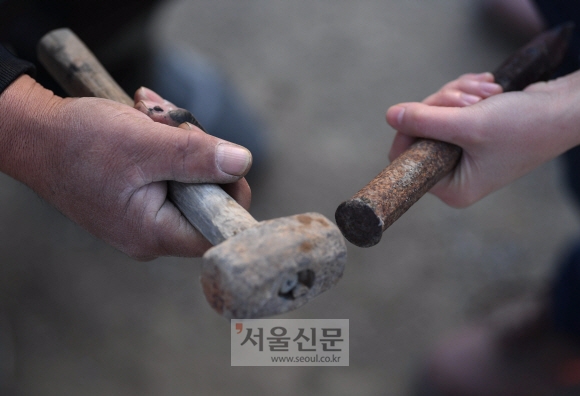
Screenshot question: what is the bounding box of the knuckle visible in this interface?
[122,243,157,261]
[523,81,548,93]
[409,105,433,132]
[188,133,214,173]
[173,130,208,178]
[439,192,473,209]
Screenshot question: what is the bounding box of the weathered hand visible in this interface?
[386,70,580,207]
[0,75,252,259]
[133,86,206,129]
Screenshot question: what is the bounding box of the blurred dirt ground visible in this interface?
[2,0,579,395]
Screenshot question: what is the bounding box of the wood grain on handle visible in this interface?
[335,23,573,248]
[168,182,257,245]
[37,28,134,106]
[37,28,258,246]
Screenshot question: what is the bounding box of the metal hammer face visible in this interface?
[201,213,347,319]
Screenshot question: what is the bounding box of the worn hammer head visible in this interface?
[201,213,347,319]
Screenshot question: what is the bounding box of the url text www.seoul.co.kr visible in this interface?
[231,319,349,366]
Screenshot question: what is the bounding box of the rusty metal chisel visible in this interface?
[335,23,574,248]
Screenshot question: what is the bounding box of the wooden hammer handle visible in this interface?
[37,28,258,245]
[335,23,573,248]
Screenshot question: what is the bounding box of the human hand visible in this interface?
[389,72,502,164]
[422,72,503,107]
[133,86,206,130]
[0,75,252,259]
[386,71,580,207]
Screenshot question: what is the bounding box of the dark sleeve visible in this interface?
[0,44,36,94]
[532,0,580,76]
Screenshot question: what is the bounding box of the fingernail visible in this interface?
[461,93,481,105]
[178,122,193,130]
[389,106,406,127]
[216,143,252,176]
[137,87,152,100]
[138,86,165,103]
[140,100,165,113]
[474,72,493,80]
[480,82,502,96]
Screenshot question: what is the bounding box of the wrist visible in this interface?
[0,74,65,191]
[529,72,580,153]
[549,91,580,155]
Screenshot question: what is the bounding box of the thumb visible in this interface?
[180,121,254,181]
[137,120,253,184]
[387,102,465,145]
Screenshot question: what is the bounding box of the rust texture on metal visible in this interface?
[335,23,574,248]
[336,140,461,247]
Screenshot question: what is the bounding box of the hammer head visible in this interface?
[201,212,347,319]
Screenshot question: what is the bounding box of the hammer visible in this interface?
[37,28,347,319]
[335,23,574,248]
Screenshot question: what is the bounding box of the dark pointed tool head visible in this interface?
[493,22,575,92]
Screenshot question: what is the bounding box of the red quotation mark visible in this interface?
[236,323,243,334]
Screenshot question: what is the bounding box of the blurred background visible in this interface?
[1,0,578,395]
